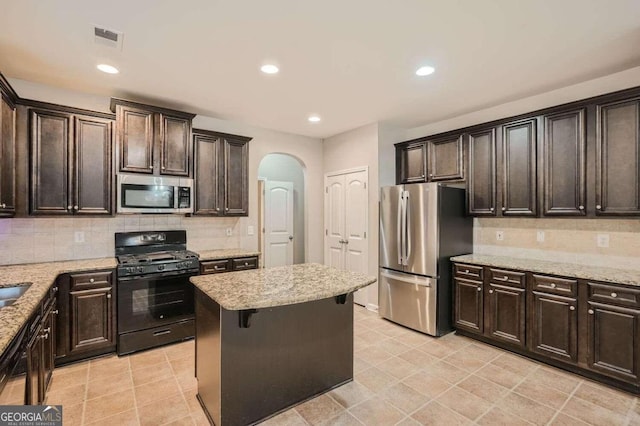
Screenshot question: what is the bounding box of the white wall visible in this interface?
[7,77,325,263]
[323,123,379,309]
[258,153,306,264]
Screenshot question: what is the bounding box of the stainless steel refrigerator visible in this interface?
[379,183,472,336]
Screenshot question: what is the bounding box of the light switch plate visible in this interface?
[226,228,233,237]
[496,231,504,241]
[597,234,609,248]
[536,230,545,243]
[74,231,85,243]
[247,226,254,236]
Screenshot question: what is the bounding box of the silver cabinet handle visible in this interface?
[216,208,220,212]
[476,287,482,292]
[464,269,469,274]
[0,203,5,208]
[596,205,602,210]
[429,173,433,177]
[162,166,166,170]
[107,293,112,299]
[214,265,225,270]
[74,205,78,210]
[588,309,594,315]
[569,306,575,311]
[495,275,510,282]
[611,292,617,298]
[579,205,584,210]
[89,278,95,283]
[67,205,72,209]
[149,165,153,169]
[550,283,557,288]
[489,289,494,294]
[225,207,229,211]
[52,310,59,315]
[501,207,506,211]
[43,327,51,333]
[489,207,494,212]
[244,262,249,266]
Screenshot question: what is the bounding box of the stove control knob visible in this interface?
[158,265,165,271]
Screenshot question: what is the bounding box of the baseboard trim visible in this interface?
[366,303,379,312]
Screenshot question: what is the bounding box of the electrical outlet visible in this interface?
[597,234,610,248]
[536,230,545,243]
[247,226,254,236]
[496,231,504,241]
[226,228,233,237]
[74,231,85,243]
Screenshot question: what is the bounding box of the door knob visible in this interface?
[569,306,576,311]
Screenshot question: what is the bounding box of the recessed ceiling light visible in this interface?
[260,64,279,74]
[415,66,435,76]
[308,115,321,123]
[97,64,119,74]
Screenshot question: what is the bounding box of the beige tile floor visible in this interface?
[4,305,639,425]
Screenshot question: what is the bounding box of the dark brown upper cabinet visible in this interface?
[467,128,497,216]
[29,108,114,216]
[0,74,17,218]
[111,98,195,177]
[427,135,464,181]
[501,118,537,216]
[595,97,640,216]
[193,129,251,217]
[396,141,427,184]
[542,109,586,216]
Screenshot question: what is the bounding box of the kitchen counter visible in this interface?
[451,254,640,287]
[0,258,117,357]
[195,248,260,261]
[190,263,376,310]
[193,263,376,425]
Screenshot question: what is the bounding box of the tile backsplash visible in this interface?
[0,215,242,265]
[474,218,640,270]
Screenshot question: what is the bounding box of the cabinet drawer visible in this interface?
[454,264,483,280]
[588,282,640,308]
[70,271,113,290]
[488,268,525,288]
[200,260,231,274]
[532,274,577,297]
[232,257,258,271]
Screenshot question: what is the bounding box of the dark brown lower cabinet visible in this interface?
[487,283,525,347]
[454,277,483,333]
[587,302,640,383]
[531,291,577,363]
[56,270,116,364]
[26,296,56,405]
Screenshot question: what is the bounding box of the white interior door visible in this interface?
[324,168,369,307]
[264,180,294,268]
[324,175,345,270]
[344,171,368,306]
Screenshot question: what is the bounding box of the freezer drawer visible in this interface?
[378,269,437,336]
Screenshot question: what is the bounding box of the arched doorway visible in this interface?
[257,153,306,267]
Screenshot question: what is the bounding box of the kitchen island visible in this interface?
[190,263,376,425]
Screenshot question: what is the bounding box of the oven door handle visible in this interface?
[117,269,199,282]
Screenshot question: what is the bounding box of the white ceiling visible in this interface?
[1,0,639,138]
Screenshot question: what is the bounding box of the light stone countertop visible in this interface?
[190,263,377,310]
[451,254,640,287]
[0,258,117,358]
[196,249,261,261]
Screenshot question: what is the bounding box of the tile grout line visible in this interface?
[127,356,142,426]
[80,361,90,426]
[544,377,583,425]
[167,347,195,426]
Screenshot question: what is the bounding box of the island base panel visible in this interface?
[195,289,354,425]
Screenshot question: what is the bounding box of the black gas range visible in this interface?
[115,230,199,355]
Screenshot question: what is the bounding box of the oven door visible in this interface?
[117,271,196,334]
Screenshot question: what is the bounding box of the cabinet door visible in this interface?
[530,292,577,363]
[25,331,41,405]
[454,277,483,333]
[29,109,73,215]
[223,138,249,216]
[502,119,537,216]
[41,304,56,395]
[542,109,586,216]
[587,302,640,383]
[427,135,464,181]
[74,116,113,215]
[68,287,115,355]
[596,98,640,215]
[0,96,16,216]
[487,283,526,347]
[116,105,154,174]
[160,114,191,176]
[467,128,497,215]
[396,142,426,184]
[193,133,222,215]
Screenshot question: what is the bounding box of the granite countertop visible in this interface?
[451,254,640,287]
[0,258,117,358]
[190,263,376,310]
[196,249,261,261]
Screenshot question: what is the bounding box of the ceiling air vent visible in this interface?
[93,25,124,50]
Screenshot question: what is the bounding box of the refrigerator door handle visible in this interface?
[404,190,411,266]
[397,190,404,265]
[380,270,431,287]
